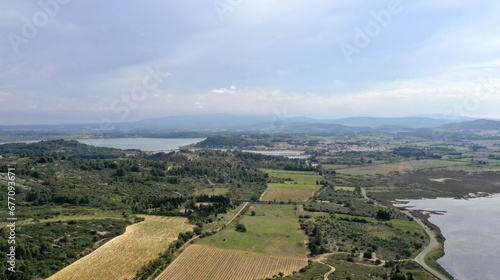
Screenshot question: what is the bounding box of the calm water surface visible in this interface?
[75,138,205,152]
[397,195,500,280]
[1,139,307,158]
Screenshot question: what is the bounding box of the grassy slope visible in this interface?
[192,187,229,196]
[261,168,323,185]
[260,168,323,201]
[197,204,307,258]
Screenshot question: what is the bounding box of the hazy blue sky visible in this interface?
[1,1,500,124]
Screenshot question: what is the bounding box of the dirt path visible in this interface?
[258,185,270,201]
[226,202,249,225]
[356,252,386,267]
[360,187,381,206]
[206,178,215,186]
[312,253,336,280]
[318,261,335,280]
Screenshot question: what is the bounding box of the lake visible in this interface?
[75,138,205,152]
[395,195,500,280]
[1,138,205,152]
[75,139,307,157]
[1,138,308,158]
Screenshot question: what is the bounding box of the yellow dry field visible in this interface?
[260,187,316,202]
[156,245,307,280]
[48,216,193,280]
[334,186,356,191]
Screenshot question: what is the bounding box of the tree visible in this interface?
[116,168,125,177]
[131,165,140,172]
[376,210,391,221]
[31,171,41,179]
[363,251,372,259]
[235,223,247,232]
[194,226,203,235]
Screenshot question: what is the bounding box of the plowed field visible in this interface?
[156,245,307,280]
[48,216,192,280]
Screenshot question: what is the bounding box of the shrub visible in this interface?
[363,251,373,259]
[235,223,247,232]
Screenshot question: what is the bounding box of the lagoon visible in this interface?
[75,138,205,152]
[397,195,500,280]
[1,138,308,158]
[0,138,205,152]
[75,139,307,158]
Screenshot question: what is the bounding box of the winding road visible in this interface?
[360,188,449,280]
[403,211,448,280]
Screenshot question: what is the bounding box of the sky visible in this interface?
[1,0,500,125]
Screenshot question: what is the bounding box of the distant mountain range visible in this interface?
[288,116,453,129]
[438,119,500,130]
[1,114,499,132]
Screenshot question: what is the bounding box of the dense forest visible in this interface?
[0,139,130,159]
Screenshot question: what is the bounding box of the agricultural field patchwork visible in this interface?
[48,216,192,280]
[156,244,307,280]
[3,132,500,279]
[260,169,323,202]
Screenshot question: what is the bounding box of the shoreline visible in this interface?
[403,210,453,280]
[374,189,454,279]
[396,193,500,280]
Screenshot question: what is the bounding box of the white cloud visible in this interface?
[210,85,238,94]
[1,1,500,124]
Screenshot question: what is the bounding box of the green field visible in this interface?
[202,202,249,232]
[267,183,319,189]
[197,204,307,258]
[192,187,229,196]
[261,168,323,186]
[260,169,323,202]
